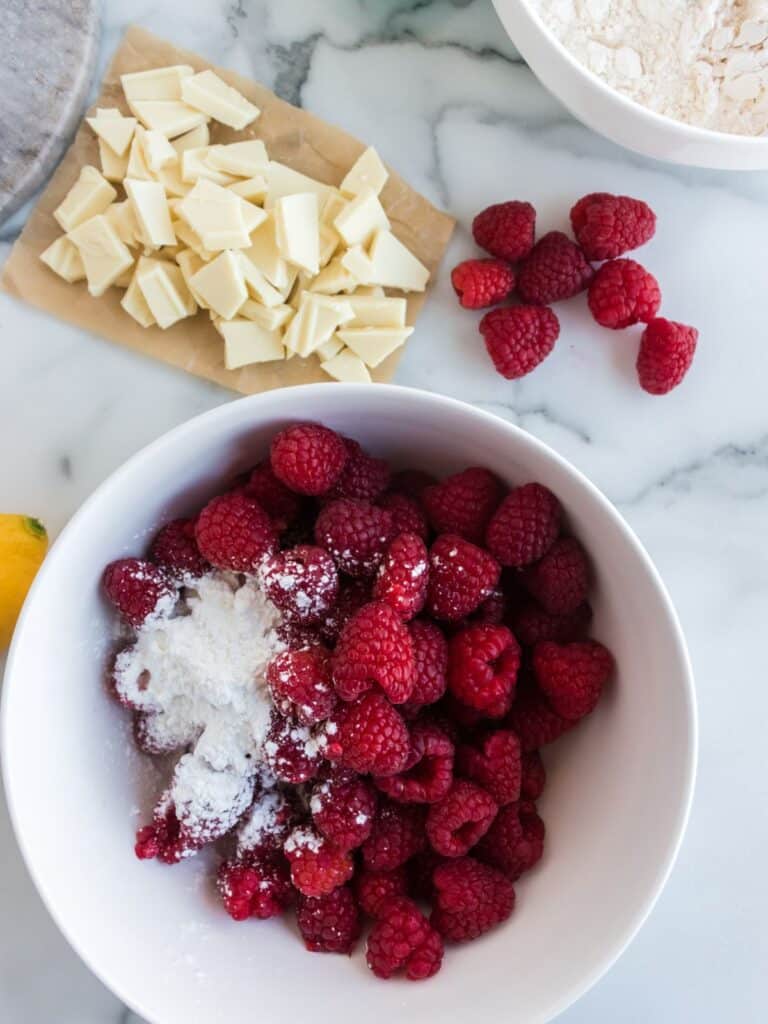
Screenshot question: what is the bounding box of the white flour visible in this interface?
[532,0,768,135]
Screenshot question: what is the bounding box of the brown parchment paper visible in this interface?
[1,25,455,395]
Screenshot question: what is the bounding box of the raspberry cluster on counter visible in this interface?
[452,193,699,395]
[102,422,614,982]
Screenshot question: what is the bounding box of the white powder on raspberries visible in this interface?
[532,0,768,135]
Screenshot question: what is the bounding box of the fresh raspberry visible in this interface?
[235,788,299,857]
[485,482,561,568]
[270,422,347,496]
[512,600,592,647]
[149,519,208,579]
[472,200,536,262]
[328,438,390,501]
[522,537,589,615]
[520,751,546,801]
[135,807,190,864]
[315,498,396,577]
[366,897,443,980]
[336,692,411,776]
[447,624,520,717]
[456,729,521,805]
[403,619,448,712]
[261,544,338,624]
[431,856,515,942]
[275,619,323,650]
[422,467,503,544]
[533,640,613,721]
[243,460,302,531]
[517,231,593,305]
[375,721,454,804]
[296,885,361,954]
[426,534,500,622]
[310,773,376,851]
[476,802,545,880]
[480,305,560,380]
[468,587,508,626]
[355,866,409,916]
[195,492,277,572]
[506,687,573,751]
[373,533,429,621]
[637,317,699,395]
[267,647,336,726]
[571,192,656,261]
[389,469,437,499]
[361,802,427,871]
[332,600,415,703]
[425,780,497,857]
[407,849,446,900]
[263,712,326,783]
[102,558,174,628]
[587,258,661,329]
[451,258,515,309]
[283,826,354,897]
[319,577,371,643]
[377,490,429,539]
[217,850,292,921]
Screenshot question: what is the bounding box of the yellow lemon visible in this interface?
[0,515,48,649]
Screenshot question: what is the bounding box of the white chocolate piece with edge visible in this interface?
[121,65,194,102]
[113,266,135,289]
[98,138,129,182]
[175,248,209,308]
[274,193,319,275]
[181,70,260,130]
[336,326,413,368]
[341,244,375,284]
[177,179,250,250]
[242,217,289,287]
[172,219,215,261]
[344,295,407,327]
[221,319,284,369]
[140,130,178,172]
[86,114,136,156]
[181,147,236,186]
[172,123,210,155]
[236,254,285,307]
[136,256,196,328]
[321,349,371,383]
[189,250,248,319]
[240,300,294,331]
[105,200,141,248]
[121,271,156,327]
[340,146,388,198]
[309,257,357,294]
[66,214,134,296]
[124,179,176,248]
[155,161,192,198]
[228,176,268,204]
[207,140,268,178]
[333,188,389,247]
[353,284,385,297]
[265,161,334,207]
[53,166,116,232]
[126,132,154,182]
[130,101,208,138]
[39,235,85,283]
[367,230,429,291]
[315,335,344,361]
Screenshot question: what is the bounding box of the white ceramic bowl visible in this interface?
[2,384,696,1024]
[493,0,768,170]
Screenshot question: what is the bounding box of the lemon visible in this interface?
[0,515,48,649]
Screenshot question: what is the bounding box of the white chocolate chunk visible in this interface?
[287,293,353,357]
[105,200,142,247]
[155,161,192,198]
[172,219,215,261]
[113,265,135,289]
[130,100,208,138]
[240,300,294,331]
[181,147,237,186]
[221,319,284,369]
[242,216,289,287]
[274,193,319,274]
[53,166,116,232]
[189,250,248,319]
[175,248,209,307]
[353,285,385,297]
[121,270,156,327]
[124,179,176,247]
[334,188,389,247]
[316,335,345,361]
[66,214,134,296]
[340,146,388,198]
[344,295,407,327]
[86,114,136,156]
[126,132,154,181]
[318,223,340,267]
[320,190,348,226]
[136,255,197,328]
[98,137,129,182]
[367,230,429,291]
[39,235,85,283]
[177,179,250,250]
[237,254,285,307]
[336,326,413,368]
[140,129,178,172]
[310,256,357,294]
[121,65,194,102]
[228,175,268,203]
[320,349,371,383]
[265,161,334,207]
[172,123,210,155]
[236,196,267,235]
[207,140,268,178]
[341,244,375,284]
[181,70,260,129]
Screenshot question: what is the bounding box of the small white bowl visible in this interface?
[2,385,696,1024]
[493,0,768,169]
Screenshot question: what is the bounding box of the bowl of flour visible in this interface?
[493,0,768,168]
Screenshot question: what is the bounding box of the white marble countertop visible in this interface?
[1,1,767,1021]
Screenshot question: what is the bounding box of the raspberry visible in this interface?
[456,729,521,805]
[319,577,371,643]
[476,802,545,880]
[373,533,429,621]
[571,192,656,261]
[267,647,337,726]
[263,712,326,783]
[336,692,411,776]
[533,639,613,721]
[472,200,536,262]
[517,231,593,305]
[276,619,323,650]
[426,534,500,622]
[103,558,174,628]
[235,788,299,857]
[637,317,699,395]
[431,856,515,942]
[522,536,589,615]
[469,587,508,626]
[328,438,390,501]
[389,469,437,499]
[132,710,195,756]
[587,258,661,329]
[407,849,446,899]
[296,885,361,954]
[451,258,515,309]
[403,619,448,712]
[480,305,560,380]
[261,544,338,624]
[270,422,347,496]
[195,492,277,572]
[149,519,208,579]
[366,897,443,980]
[506,688,573,751]
[512,600,592,647]
[310,773,376,851]
[422,467,503,544]
[362,802,427,871]
[426,780,497,857]
[332,600,415,704]
[217,850,292,921]
[284,826,354,897]
[355,866,409,916]
[521,751,546,801]
[315,498,396,577]
[375,721,454,804]
[243,460,302,531]
[485,482,561,568]
[447,624,520,717]
[377,490,429,539]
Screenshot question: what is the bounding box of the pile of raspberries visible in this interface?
[451,193,698,395]
[103,422,614,982]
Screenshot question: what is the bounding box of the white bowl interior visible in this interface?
[2,385,695,1024]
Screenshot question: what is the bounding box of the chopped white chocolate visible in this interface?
[140,129,178,172]
[242,216,289,287]
[136,256,197,328]
[344,295,407,327]
[130,100,208,138]
[282,294,315,355]
[126,132,154,181]
[354,284,386,297]
[113,265,135,289]
[274,193,319,274]
[337,326,413,368]
[265,161,334,207]
[237,254,285,307]
[321,349,372,383]
[177,179,250,250]
[86,114,136,156]
[320,190,348,226]
[176,248,209,307]
[124,178,176,247]
[287,293,353,357]
[367,230,429,291]
[236,196,267,235]
[121,65,194,102]
[340,146,388,198]
[310,257,357,295]
[172,122,210,155]
[240,300,294,331]
[189,250,248,319]
[207,140,268,178]
[66,214,134,296]
[98,138,129,182]
[181,70,260,130]
[228,175,268,203]
[105,200,142,247]
[318,223,340,267]
[316,335,345,361]
[121,270,156,327]
[39,235,85,283]
[334,188,389,247]
[220,319,284,369]
[181,147,236,186]
[341,244,375,284]
[173,219,215,261]
[155,161,192,198]
[53,166,116,232]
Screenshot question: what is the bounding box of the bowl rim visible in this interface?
[1,383,698,1024]
[495,0,768,150]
